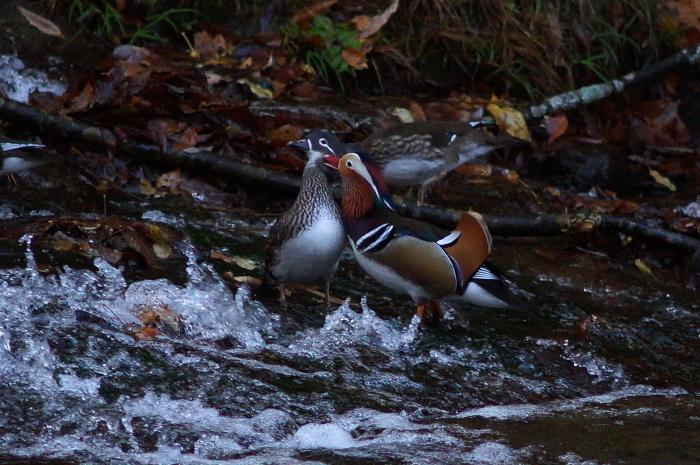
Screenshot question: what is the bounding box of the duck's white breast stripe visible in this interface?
[436,231,460,247]
[356,223,394,253]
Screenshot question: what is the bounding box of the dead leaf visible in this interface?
[139,178,157,196]
[223,272,263,285]
[350,15,371,32]
[341,47,368,69]
[357,0,400,39]
[269,124,303,142]
[292,0,338,29]
[391,107,414,123]
[63,83,95,114]
[486,104,532,141]
[210,251,257,270]
[408,102,427,121]
[193,31,234,61]
[238,57,253,69]
[634,258,654,277]
[17,6,64,37]
[649,168,677,192]
[155,170,183,193]
[126,325,161,341]
[504,170,520,183]
[239,79,273,99]
[545,115,568,143]
[667,0,700,30]
[152,243,172,259]
[171,126,198,151]
[454,163,492,177]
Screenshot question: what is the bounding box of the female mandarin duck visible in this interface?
[359,121,528,203]
[324,151,524,320]
[262,132,346,307]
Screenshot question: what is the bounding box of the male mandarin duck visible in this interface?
[262,132,346,307]
[358,121,528,202]
[0,137,47,177]
[324,151,524,320]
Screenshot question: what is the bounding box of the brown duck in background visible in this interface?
[356,121,528,202]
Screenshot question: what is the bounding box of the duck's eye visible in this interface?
[319,138,328,146]
[346,161,353,168]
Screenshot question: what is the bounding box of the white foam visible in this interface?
[0,55,66,103]
[457,385,688,420]
[293,423,355,449]
[466,442,518,464]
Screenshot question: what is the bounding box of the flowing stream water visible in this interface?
[0,201,698,464]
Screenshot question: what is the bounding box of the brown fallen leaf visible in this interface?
[269,124,304,142]
[357,0,400,39]
[341,47,368,69]
[454,163,492,177]
[124,324,161,341]
[17,6,64,38]
[292,0,339,29]
[545,115,568,143]
[667,1,700,31]
[223,273,263,285]
[63,83,95,114]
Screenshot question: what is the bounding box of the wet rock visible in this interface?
[527,143,670,197]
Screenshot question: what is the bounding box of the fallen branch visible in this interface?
[393,198,700,251]
[1,97,699,254]
[472,42,700,124]
[0,97,302,195]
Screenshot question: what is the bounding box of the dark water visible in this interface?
[0,196,698,465]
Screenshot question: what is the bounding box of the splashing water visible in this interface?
[0,235,697,464]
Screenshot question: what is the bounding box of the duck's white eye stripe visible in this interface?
[319,138,335,154]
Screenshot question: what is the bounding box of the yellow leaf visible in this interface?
[211,251,257,270]
[634,258,653,277]
[17,6,64,38]
[238,57,252,69]
[153,243,172,259]
[649,168,676,192]
[139,178,156,196]
[486,104,531,141]
[231,256,256,270]
[391,107,414,123]
[238,79,273,99]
